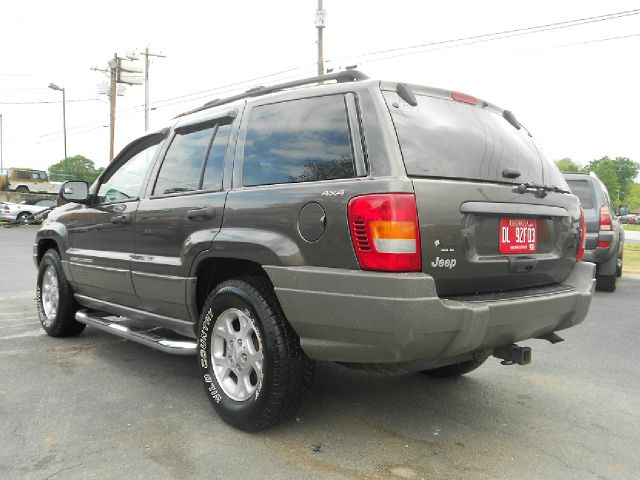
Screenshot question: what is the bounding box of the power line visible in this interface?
[15,8,640,146]
[0,98,100,105]
[327,8,640,64]
[111,7,640,116]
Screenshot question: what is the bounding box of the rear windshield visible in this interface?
[384,91,565,187]
[566,180,594,209]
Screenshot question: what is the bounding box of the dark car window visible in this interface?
[97,142,160,203]
[16,170,30,180]
[383,91,550,185]
[242,95,355,186]
[154,127,214,195]
[566,180,594,209]
[202,123,231,191]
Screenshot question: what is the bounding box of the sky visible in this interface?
[1,0,639,174]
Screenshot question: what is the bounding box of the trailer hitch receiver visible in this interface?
[493,344,531,366]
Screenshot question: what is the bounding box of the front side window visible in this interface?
[201,123,231,191]
[242,95,355,187]
[153,127,214,195]
[97,142,160,203]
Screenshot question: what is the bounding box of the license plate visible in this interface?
[499,218,537,254]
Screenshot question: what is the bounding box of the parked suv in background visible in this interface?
[563,172,624,291]
[33,71,595,431]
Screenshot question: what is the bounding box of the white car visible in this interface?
[0,199,56,222]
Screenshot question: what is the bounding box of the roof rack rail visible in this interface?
[174,70,369,119]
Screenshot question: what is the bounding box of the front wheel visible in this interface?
[36,249,85,337]
[17,212,34,223]
[197,277,314,431]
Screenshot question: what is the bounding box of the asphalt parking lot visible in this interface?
[1,226,639,480]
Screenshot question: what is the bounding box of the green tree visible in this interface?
[612,157,639,203]
[48,155,104,184]
[583,157,619,202]
[555,158,580,172]
[625,183,640,213]
[583,156,639,205]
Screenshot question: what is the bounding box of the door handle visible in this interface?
[186,206,216,221]
[111,214,130,224]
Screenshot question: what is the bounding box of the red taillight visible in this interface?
[599,205,613,231]
[348,193,421,272]
[597,241,610,248]
[451,91,478,106]
[576,207,586,261]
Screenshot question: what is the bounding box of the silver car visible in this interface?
[0,199,56,222]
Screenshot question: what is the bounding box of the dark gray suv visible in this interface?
[34,71,595,431]
[563,172,625,291]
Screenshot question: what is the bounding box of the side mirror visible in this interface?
[60,181,90,203]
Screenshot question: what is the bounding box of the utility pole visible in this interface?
[109,53,117,162]
[141,47,166,131]
[145,47,150,131]
[47,83,67,159]
[316,0,326,75]
[62,88,67,158]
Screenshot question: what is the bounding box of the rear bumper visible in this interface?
[583,231,621,274]
[264,262,596,367]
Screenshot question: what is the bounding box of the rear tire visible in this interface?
[617,254,623,278]
[596,273,616,292]
[36,249,85,337]
[15,186,29,193]
[422,357,487,378]
[197,277,314,431]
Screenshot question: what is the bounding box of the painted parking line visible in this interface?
[0,316,38,323]
[0,321,40,330]
[0,330,43,340]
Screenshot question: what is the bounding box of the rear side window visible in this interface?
[242,95,355,186]
[384,91,546,185]
[17,170,30,180]
[566,180,594,209]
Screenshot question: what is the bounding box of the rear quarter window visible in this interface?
[242,95,356,186]
[566,180,594,209]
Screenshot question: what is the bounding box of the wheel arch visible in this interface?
[192,256,273,321]
[36,238,60,265]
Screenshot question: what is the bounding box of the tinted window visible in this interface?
[98,142,160,203]
[243,95,355,186]
[154,127,213,195]
[202,123,231,191]
[567,180,594,209]
[384,91,546,184]
[17,171,30,180]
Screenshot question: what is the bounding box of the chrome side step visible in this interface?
[76,309,197,356]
